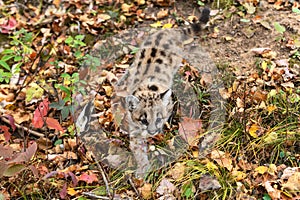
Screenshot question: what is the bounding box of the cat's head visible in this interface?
[125,89,173,136]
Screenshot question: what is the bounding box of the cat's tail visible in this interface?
[190,7,210,33]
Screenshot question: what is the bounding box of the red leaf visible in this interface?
[5,115,16,131]
[59,183,67,199]
[45,117,64,132]
[68,172,78,186]
[0,125,11,142]
[0,17,17,34]
[32,98,50,128]
[79,172,98,184]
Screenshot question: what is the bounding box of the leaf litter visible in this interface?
[0,0,299,199]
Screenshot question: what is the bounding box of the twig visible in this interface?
[127,175,142,200]
[0,115,44,138]
[82,192,110,200]
[93,155,112,199]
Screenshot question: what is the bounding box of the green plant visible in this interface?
[65,34,101,70]
[51,72,85,120]
[0,28,35,83]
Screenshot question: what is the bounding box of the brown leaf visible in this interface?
[169,163,185,180]
[7,142,37,164]
[178,117,202,147]
[157,9,168,19]
[199,174,221,191]
[282,172,300,191]
[210,150,233,171]
[156,178,176,195]
[0,144,13,159]
[139,183,152,199]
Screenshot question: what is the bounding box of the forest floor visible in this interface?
[0,0,300,199]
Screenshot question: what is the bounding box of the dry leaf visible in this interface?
[157,9,168,19]
[255,166,268,174]
[199,174,221,191]
[264,181,281,199]
[156,178,176,195]
[139,183,152,199]
[281,82,294,89]
[282,172,300,191]
[210,150,233,171]
[169,163,185,180]
[248,124,261,138]
[150,21,162,28]
[232,170,247,181]
[178,117,202,147]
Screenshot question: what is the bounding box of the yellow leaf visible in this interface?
[267,105,276,114]
[102,86,113,97]
[264,132,277,143]
[192,150,199,158]
[232,170,247,181]
[268,89,277,98]
[249,124,259,138]
[268,164,277,176]
[206,161,218,170]
[67,187,78,196]
[162,23,173,29]
[255,166,268,174]
[150,21,162,28]
[261,60,268,71]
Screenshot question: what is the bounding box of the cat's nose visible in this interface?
[148,129,157,135]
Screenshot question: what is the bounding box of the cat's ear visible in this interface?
[125,95,140,111]
[161,89,172,106]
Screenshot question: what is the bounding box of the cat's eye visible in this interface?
[140,118,148,125]
[139,114,148,125]
[156,118,162,123]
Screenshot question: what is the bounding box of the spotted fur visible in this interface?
[118,8,210,137]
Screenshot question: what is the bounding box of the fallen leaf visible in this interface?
[79,172,98,184]
[0,125,11,141]
[67,187,78,196]
[0,17,17,34]
[156,178,176,195]
[210,150,233,171]
[139,183,152,199]
[248,124,260,138]
[282,172,300,192]
[274,22,286,34]
[59,183,67,199]
[3,164,26,177]
[150,21,162,28]
[251,47,271,55]
[264,181,281,199]
[199,174,221,191]
[169,163,185,180]
[157,9,168,19]
[7,142,38,164]
[162,23,173,29]
[255,166,268,174]
[178,117,202,147]
[231,170,247,181]
[281,82,294,89]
